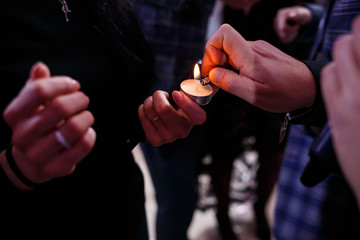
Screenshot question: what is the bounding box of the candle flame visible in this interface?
[194,63,201,80]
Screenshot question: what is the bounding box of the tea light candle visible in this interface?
[180,79,213,106]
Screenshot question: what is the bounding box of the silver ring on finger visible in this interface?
[151,116,160,122]
[55,130,71,149]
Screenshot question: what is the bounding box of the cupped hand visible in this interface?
[2,62,96,189]
[138,90,206,146]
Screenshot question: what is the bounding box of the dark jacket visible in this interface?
[0,0,153,238]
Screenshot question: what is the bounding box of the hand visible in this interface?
[201,24,316,113]
[321,16,360,204]
[138,90,206,146]
[273,6,312,44]
[1,62,96,190]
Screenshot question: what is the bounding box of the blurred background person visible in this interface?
[203,1,319,240]
[201,0,360,239]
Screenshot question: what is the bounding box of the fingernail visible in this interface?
[172,91,183,103]
[67,77,80,89]
[210,70,222,84]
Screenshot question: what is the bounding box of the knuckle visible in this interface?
[143,97,154,114]
[76,92,90,107]
[62,76,74,84]
[67,119,83,135]
[204,43,212,54]
[143,100,152,113]
[29,81,49,101]
[154,101,170,116]
[51,97,69,117]
[220,23,231,31]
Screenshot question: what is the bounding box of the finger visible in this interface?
[172,91,206,125]
[29,62,51,81]
[274,10,288,33]
[59,110,95,144]
[321,62,341,114]
[138,104,165,146]
[23,110,95,164]
[152,91,194,139]
[151,91,181,126]
[150,116,179,144]
[12,92,90,149]
[145,91,192,142]
[202,24,252,76]
[209,67,263,101]
[151,91,184,125]
[142,95,160,122]
[274,10,294,39]
[4,77,80,128]
[42,127,96,178]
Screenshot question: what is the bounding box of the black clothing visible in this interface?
[224,1,296,55]
[224,0,319,59]
[0,0,153,238]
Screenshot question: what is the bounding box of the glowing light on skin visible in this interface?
[180,64,213,105]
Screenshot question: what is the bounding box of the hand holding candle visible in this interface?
[138,89,207,146]
[138,62,212,146]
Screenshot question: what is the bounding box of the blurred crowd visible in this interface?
[1,0,360,240]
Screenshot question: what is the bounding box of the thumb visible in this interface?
[29,61,51,81]
[209,67,260,103]
[209,68,243,95]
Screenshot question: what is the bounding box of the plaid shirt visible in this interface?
[134,0,214,92]
[274,1,360,239]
